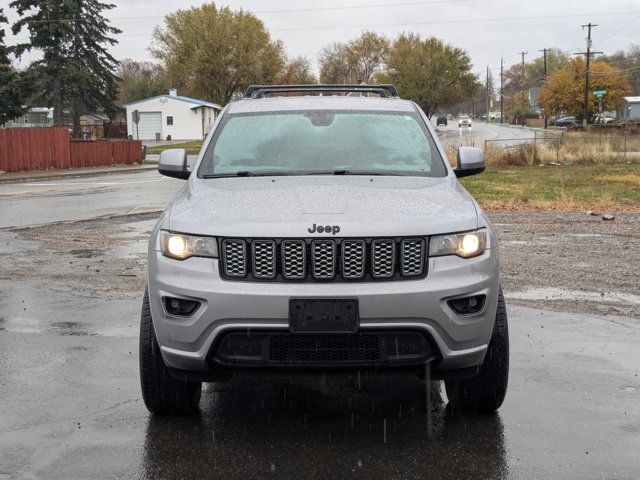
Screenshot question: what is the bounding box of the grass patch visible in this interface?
[483,135,640,166]
[146,141,203,155]
[461,163,640,210]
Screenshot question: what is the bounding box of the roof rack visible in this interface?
[243,84,399,99]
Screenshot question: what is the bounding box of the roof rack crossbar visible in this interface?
[243,84,399,99]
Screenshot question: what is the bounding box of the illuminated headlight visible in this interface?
[159,231,218,260]
[429,229,487,259]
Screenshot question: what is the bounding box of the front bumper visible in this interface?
[147,248,499,373]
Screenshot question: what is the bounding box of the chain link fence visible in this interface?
[482,134,640,166]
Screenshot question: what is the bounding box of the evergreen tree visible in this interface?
[0,8,29,125]
[11,0,121,132]
[64,0,121,134]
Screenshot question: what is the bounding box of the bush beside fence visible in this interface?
[0,127,142,173]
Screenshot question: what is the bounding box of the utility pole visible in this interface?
[500,58,504,123]
[539,48,549,128]
[574,23,602,127]
[520,51,527,127]
[486,65,490,120]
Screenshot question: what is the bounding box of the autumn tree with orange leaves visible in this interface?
[538,57,630,121]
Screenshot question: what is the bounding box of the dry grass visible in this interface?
[483,135,640,166]
[460,163,640,211]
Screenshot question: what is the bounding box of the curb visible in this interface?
[6,207,164,231]
[0,165,157,184]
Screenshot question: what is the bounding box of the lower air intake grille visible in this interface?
[269,334,380,363]
[212,331,434,366]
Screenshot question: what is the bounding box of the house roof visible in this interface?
[123,95,222,109]
[82,112,110,122]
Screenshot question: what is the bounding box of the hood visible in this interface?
[168,176,478,238]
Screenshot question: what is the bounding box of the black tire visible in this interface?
[139,288,202,415]
[445,288,509,412]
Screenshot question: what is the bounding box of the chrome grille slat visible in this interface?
[252,240,276,279]
[220,237,426,281]
[222,239,247,277]
[342,240,366,279]
[371,239,396,278]
[282,240,306,279]
[311,240,336,279]
[401,239,425,277]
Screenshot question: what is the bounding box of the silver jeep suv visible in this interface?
[140,84,508,415]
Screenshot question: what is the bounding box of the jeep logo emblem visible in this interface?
[308,223,340,235]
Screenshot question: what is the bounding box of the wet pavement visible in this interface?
[1,277,639,479]
[1,151,639,478]
[0,171,182,228]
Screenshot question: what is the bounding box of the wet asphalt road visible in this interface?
[1,280,639,478]
[434,120,549,150]
[1,124,639,479]
[0,172,182,229]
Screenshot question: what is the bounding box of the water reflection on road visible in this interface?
[142,373,507,479]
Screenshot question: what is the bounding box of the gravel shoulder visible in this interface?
[2,211,639,318]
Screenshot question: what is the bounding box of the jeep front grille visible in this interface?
[219,237,428,282]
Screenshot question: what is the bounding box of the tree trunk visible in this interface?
[52,74,63,126]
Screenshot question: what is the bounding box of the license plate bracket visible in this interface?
[289,298,359,333]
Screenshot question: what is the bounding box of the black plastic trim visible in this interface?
[207,328,440,369]
[217,236,429,283]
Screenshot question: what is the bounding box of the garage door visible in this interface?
[136,112,162,140]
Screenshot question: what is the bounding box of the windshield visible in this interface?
[197,110,448,177]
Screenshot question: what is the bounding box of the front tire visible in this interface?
[445,288,509,412]
[139,289,202,414]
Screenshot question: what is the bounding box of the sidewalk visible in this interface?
[0,164,157,184]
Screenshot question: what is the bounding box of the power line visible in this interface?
[520,51,527,127]
[268,11,640,32]
[574,23,602,127]
[9,9,640,43]
[596,14,640,46]
[590,64,640,75]
[540,48,550,128]
[107,0,476,18]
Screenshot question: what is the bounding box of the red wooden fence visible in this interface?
[0,127,142,173]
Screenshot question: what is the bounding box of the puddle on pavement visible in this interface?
[0,232,41,254]
[111,219,155,259]
[49,321,95,336]
[1,316,42,334]
[69,248,102,258]
[508,288,640,305]
[112,240,147,259]
[121,219,156,231]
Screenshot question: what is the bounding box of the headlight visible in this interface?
[429,229,487,259]
[159,231,218,260]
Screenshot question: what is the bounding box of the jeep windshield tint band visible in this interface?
[197,110,448,178]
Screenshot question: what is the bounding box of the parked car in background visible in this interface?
[593,113,615,124]
[458,115,472,128]
[554,116,578,129]
[436,115,448,126]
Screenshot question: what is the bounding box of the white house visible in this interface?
[2,107,53,128]
[619,96,640,121]
[124,89,222,140]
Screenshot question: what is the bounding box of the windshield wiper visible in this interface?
[202,171,252,178]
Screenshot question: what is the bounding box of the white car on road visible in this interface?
[458,115,472,128]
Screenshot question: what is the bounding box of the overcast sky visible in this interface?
[5,0,640,78]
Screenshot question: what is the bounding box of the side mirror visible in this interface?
[455,146,486,178]
[158,149,190,180]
